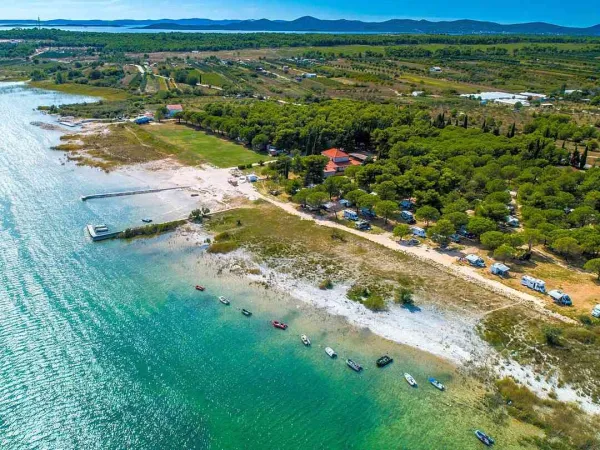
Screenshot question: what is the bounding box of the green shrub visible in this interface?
[319,278,333,290]
[207,241,239,254]
[565,327,596,344]
[394,287,414,305]
[363,294,386,311]
[347,284,369,301]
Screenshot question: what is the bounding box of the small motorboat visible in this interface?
[219,296,230,305]
[241,309,252,317]
[475,430,495,447]
[142,218,153,223]
[325,347,337,358]
[376,355,393,368]
[404,373,417,387]
[191,193,199,197]
[429,378,445,391]
[272,320,288,330]
[195,285,205,291]
[300,334,311,346]
[346,359,362,372]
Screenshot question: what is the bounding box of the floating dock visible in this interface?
[81,186,188,202]
[86,224,121,241]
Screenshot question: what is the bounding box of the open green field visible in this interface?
[199,71,229,87]
[145,123,268,167]
[29,81,130,101]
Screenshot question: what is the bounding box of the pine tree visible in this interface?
[580,146,589,170]
[571,149,581,167]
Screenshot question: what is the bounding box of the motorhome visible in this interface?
[343,209,359,221]
[521,275,546,293]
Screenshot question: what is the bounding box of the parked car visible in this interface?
[592,305,600,318]
[355,220,372,231]
[402,238,421,246]
[400,210,416,224]
[360,208,376,218]
[449,234,461,243]
[549,289,572,306]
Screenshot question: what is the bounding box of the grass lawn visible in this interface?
[29,81,130,101]
[144,123,269,168]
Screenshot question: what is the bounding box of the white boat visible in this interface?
[218,296,230,305]
[429,378,445,391]
[325,347,337,358]
[404,373,417,387]
[300,334,311,346]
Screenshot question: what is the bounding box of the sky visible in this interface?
[1,0,598,27]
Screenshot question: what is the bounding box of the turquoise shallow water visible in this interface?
[0,83,519,449]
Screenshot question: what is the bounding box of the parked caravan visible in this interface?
[410,226,426,238]
[521,275,546,294]
[343,209,359,221]
[465,254,486,268]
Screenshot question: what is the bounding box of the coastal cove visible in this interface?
[0,83,541,448]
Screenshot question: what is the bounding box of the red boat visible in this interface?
[272,320,288,330]
[195,285,205,291]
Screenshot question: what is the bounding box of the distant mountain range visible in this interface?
[1,16,599,35]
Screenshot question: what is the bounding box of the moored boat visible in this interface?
[272,320,288,330]
[404,373,417,387]
[429,378,445,391]
[325,347,337,358]
[241,309,252,316]
[142,218,153,223]
[376,355,393,367]
[346,359,362,372]
[474,430,495,447]
[195,285,205,291]
[219,296,230,305]
[300,334,311,346]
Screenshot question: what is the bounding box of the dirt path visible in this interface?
[253,194,576,324]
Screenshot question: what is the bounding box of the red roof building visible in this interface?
[321,148,361,177]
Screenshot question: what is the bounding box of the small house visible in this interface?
[411,226,426,238]
[521,275,546,293]
[465,254,486,268]
[490,262,510,277]
[505,216,520,227]
[321,148,361,177]
[549,290,572,306]
[166,104,183,118]
[339,199,352,207]
[343,209,358,221]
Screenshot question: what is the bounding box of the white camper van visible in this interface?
[521,275,546,294]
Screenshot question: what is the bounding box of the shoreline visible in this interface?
[105,157,600,414]
[48,113,600,415]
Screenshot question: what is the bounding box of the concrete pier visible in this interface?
[81,186,188,201]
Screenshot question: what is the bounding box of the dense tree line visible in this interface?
[177,99,599,263]
[1,29,599,54]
